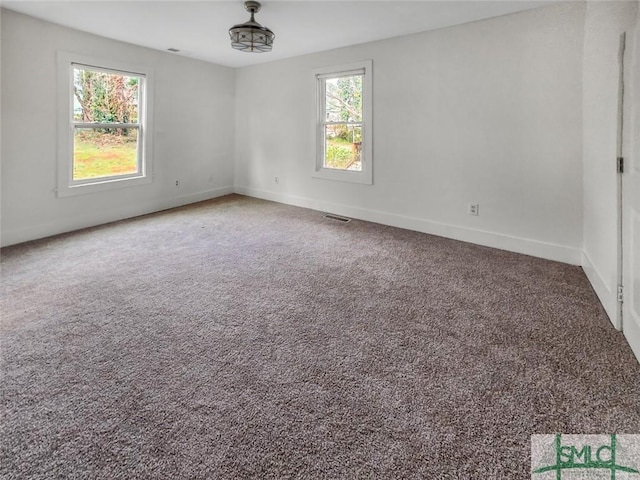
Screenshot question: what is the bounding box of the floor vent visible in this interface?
[324,213,351,223]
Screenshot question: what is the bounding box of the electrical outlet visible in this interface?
[274,176,279,184]
[469,203,479,216]
[175,180,180,187]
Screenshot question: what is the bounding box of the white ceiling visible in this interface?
[3,1,554,68]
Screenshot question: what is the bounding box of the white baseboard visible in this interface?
[2,182,584,267]
[581,250,619,330]
[1,186,234,247]
[173,186,235,207]
[624,310,640,365]
[234,186,583,266]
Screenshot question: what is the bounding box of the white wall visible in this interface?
[581,1,639,327]
[234,2,585,265]
[0,9,236,246]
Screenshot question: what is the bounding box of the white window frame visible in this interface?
[56,52,154,197]
[313,60,373,185]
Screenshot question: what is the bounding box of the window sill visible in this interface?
[56,174,152,198]
[312,167,372,185]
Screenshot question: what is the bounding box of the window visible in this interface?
[314,60,372,184]
[57,53,153,197]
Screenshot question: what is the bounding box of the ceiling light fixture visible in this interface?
[229,1,275,53]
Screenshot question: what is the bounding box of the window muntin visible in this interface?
[314,61,372,184]
[71,65,144,184]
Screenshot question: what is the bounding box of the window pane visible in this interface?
[73,128,139,180]
[324,124,362,171]
[325,75,362,123]
[73,67,140,123]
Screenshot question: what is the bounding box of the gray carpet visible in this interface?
[1,194,639,479]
